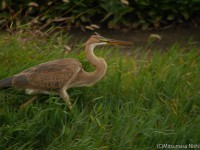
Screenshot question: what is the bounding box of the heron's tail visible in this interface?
[0,77,13,89]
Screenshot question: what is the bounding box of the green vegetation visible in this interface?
[0,33,200,149]
[0,0,200,30]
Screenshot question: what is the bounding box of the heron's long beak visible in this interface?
[102,37,132,45]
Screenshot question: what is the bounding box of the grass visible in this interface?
[0,32,200,150]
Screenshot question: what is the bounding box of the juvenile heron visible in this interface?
[0,33,131,110]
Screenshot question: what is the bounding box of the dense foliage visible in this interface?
[0,0,200,31]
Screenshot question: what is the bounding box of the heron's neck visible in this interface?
[82,43,107,86]
[85,44,103,67]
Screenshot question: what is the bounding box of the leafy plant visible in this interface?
[0,0,200,30]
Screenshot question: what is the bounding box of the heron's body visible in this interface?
[0,33,130,110]
[13,58,82,90]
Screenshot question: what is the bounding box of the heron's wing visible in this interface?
[20,58,80,74]
[13,59,82,89]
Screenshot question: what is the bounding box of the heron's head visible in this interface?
[86,32,132,47]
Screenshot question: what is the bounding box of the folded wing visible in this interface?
[13,58,82,90]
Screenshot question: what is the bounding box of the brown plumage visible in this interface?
[13,59,82,89]
[0,33,131,110]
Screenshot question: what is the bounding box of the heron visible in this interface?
[0,33,131,110]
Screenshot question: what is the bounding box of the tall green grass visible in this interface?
[0,33,200,150]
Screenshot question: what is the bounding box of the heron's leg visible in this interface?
[59,89,72,110]
[20,96,37,109]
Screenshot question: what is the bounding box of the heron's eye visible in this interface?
[100,38,107,42]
